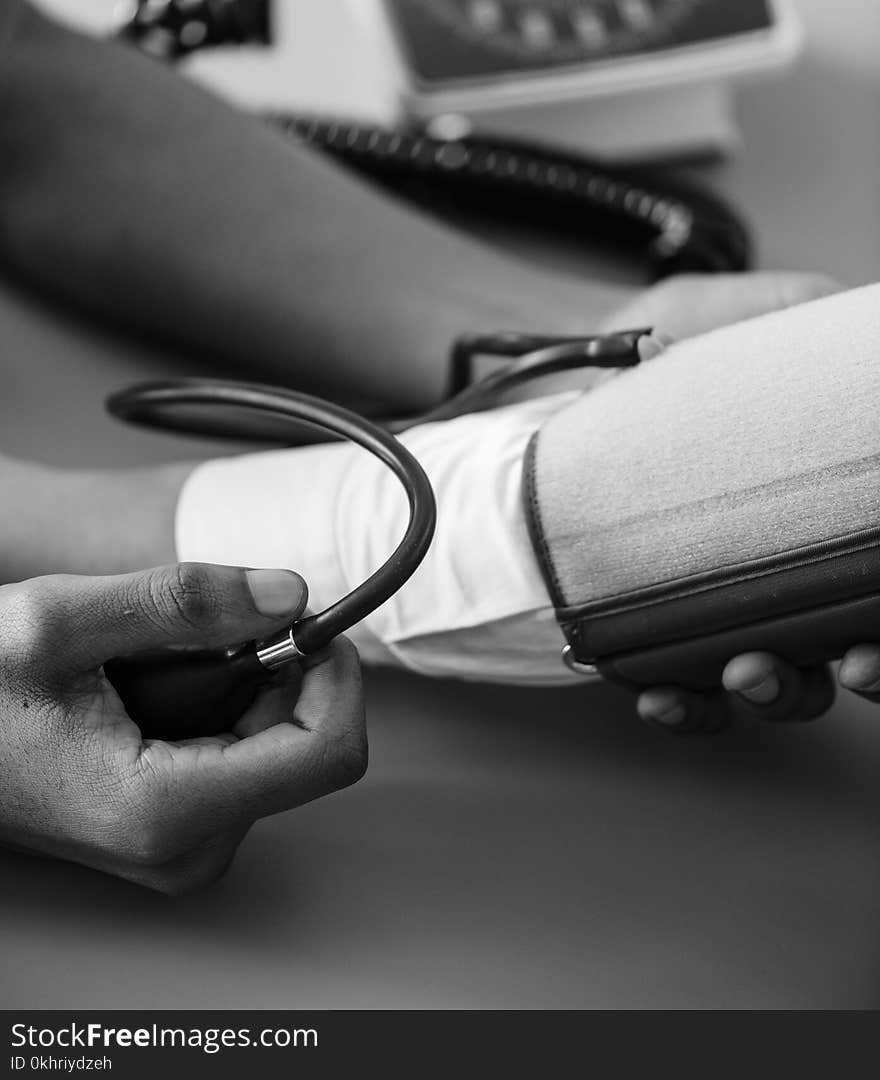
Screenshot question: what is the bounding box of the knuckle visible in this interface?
[145,563,221,631]
[148,847,239,897]
[0,578,68,664]
[124,819,177,868]
[322,728,369,790]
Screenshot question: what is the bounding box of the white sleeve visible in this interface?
[175,394,581,685]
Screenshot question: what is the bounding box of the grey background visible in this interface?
[1,0,880,1008]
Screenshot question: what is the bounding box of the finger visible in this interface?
[232,666,303,740]
[222,637,367,816]
[722,652,835,722]
[133,824,251,896]
[602,272,842,342]
[167,733,240,749]
[18,563,308,670]
[636,685,729,735]
[637,331,676,363]
[138,636,366,834]
[839,644,880,703]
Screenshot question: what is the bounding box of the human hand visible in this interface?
[600,270,842,341]
[0,563,366,892]
[505,271,842,403]
[637,648,880,733]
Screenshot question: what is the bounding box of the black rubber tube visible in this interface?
[107,378,437,653]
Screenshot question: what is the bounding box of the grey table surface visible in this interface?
[1,0,880,1010]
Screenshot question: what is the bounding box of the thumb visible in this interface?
[32,563,308,671]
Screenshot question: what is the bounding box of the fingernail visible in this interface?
[839,659,880,693]
[737,671,781,706]
[245,569,307,618]
[638,332,674,363]
[646,703,688,729]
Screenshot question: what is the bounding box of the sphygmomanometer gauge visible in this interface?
[419,0,700,62]
[386,0,785,85]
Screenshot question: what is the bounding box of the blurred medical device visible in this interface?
[35,0,800,162]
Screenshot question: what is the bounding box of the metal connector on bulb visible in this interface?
[256,625,308,670]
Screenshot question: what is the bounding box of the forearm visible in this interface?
[0,5,619,414]
[0,410,560,677]
[0,456,187,583]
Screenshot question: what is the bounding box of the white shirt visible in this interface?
[175,394,580,684]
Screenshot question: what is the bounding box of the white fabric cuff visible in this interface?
[175,395,579,684]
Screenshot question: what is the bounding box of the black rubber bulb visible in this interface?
[102,378,437,743]
[104,642,278,741]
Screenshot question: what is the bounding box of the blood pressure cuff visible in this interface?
[523,284,880,691]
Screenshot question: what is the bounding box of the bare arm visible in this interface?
[0,2,615,414]
[0,456,186,583]
[0,271,840,585]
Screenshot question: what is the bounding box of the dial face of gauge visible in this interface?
[416,0,701,60]
[386,0,775,84]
